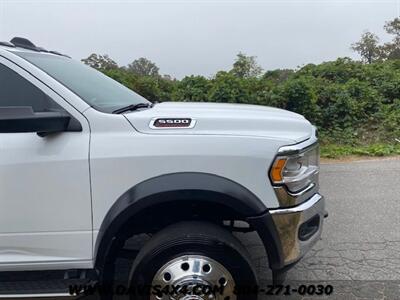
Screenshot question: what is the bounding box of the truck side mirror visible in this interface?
[0,106,81,136]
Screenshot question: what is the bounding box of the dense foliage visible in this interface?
[98,57,400,146]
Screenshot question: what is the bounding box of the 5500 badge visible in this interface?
[150,118,196,129]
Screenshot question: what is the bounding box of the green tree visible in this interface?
[351,31,381,63]
[263,69,293,84]
[382,18,400,60]
[132,76,161,101]
[102,68,137,87]
[231,52,263,78]
[173,75,210,101]
[127,57,160,77]
[208,71,251,103]
[158,76,176,101]
[384,17,400,37]
[280,77,318,122]
[297,58,364,83]
[81,53,118,70]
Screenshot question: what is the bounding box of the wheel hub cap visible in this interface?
[151,255,236,300]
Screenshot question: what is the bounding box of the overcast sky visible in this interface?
[0,0,399,78]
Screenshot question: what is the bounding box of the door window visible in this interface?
[0,63,62,112]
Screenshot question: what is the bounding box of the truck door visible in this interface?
[0,57,92,271]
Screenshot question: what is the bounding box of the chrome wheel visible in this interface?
[151,255,236,300]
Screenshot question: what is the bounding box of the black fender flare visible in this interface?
[94,172,284,271]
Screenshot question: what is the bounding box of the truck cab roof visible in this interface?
[0,37,70,58]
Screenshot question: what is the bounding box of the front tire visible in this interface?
[128,221,258,300]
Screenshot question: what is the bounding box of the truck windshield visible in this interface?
[15,52,150,113]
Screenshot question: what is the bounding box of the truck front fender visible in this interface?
[94,172,284,272]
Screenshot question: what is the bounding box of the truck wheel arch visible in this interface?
[94,172,284,274]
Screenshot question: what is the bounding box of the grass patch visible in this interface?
[320,143,400,159]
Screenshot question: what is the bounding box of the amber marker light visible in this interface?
[270,158,287,183]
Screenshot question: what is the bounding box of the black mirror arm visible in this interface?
[37,116,82,137]
[0,107,82,135]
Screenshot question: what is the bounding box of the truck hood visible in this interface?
[124,102,313,143]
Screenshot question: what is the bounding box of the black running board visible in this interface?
[0,291,75,298]
[0,269,97,298]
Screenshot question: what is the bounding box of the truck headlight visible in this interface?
[270,144,319,193]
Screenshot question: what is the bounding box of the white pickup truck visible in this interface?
[0,37,326,300]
